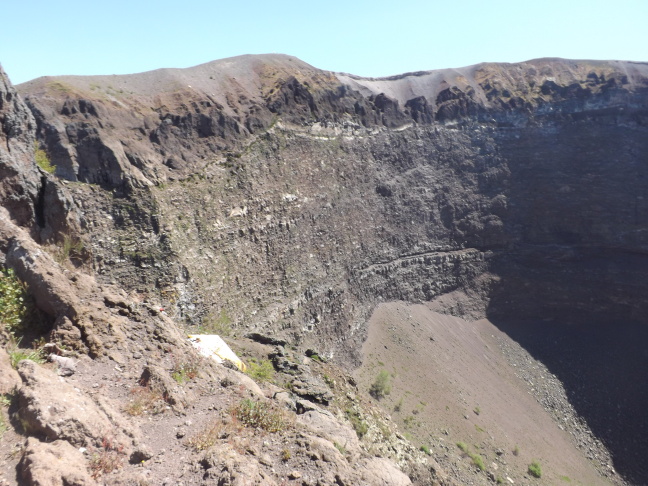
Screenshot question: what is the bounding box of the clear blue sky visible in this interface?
[1,0,646,85]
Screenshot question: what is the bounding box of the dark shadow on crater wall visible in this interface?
[487,254,648,484]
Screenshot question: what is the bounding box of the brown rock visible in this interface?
[201,444,270,485]
[298,408,359,448]
[358,457,412,486]
[17,360,130,451]
[139,364,189,411]
[19,437,96,486]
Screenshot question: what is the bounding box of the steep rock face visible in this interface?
[17,56,648,358]
[0,65,82,247]
[0,65,40,228]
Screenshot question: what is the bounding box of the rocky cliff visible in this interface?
[2,54,648,484]
[16,55,648,355]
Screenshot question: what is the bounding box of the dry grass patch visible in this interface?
[185,421,222,452]
[124,386,167,416]
[88,435,125,479]
[231,398,288,433]
[171,353,203,384]
[245,358,275,383]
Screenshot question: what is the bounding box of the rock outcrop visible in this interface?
[0,65,39,229]
[19,438,96,486]
[16,360,130,450]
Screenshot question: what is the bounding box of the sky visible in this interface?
[1,0,647,85]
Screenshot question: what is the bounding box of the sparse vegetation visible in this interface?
[473,406,481,415]
[0,267,28,334]
[369,370,391,399]
[513,445,520,456]
[559,475,571,482]
[245,358,275,382]
[420,445,431,455]
[456,442,485,471]
[54,234,86,264]
[199,309,233,335]
[89,435,125,479]
[34,142,56,174]
[7,337,45,369]
[0,393,15,439]
[171,354,202,384]
[0,394,12,408]
[281,448,291,461]
[403,415,416,429]
[124,386,167,416]
[394,396,403,412]
[185,421,221,451]
[346,408,368,438]
[334,442,346,455]
[0,411,6,439]
[232,398,287,432]
[528,461,542,478]
[323,374,335,388]
[471,452,485,471]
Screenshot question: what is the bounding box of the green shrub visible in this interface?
[34,142,56,174]
[420,445,431,455]
[528,461,542,478]
[245,358,275,382]
[470,452,485,471]
[0,268,27,334]
[369,370,391,399]
[456,442,469,453]
[232,399,286,432]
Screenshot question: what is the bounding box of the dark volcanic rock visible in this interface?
[15,56,648,352]
[0,64,40,228]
